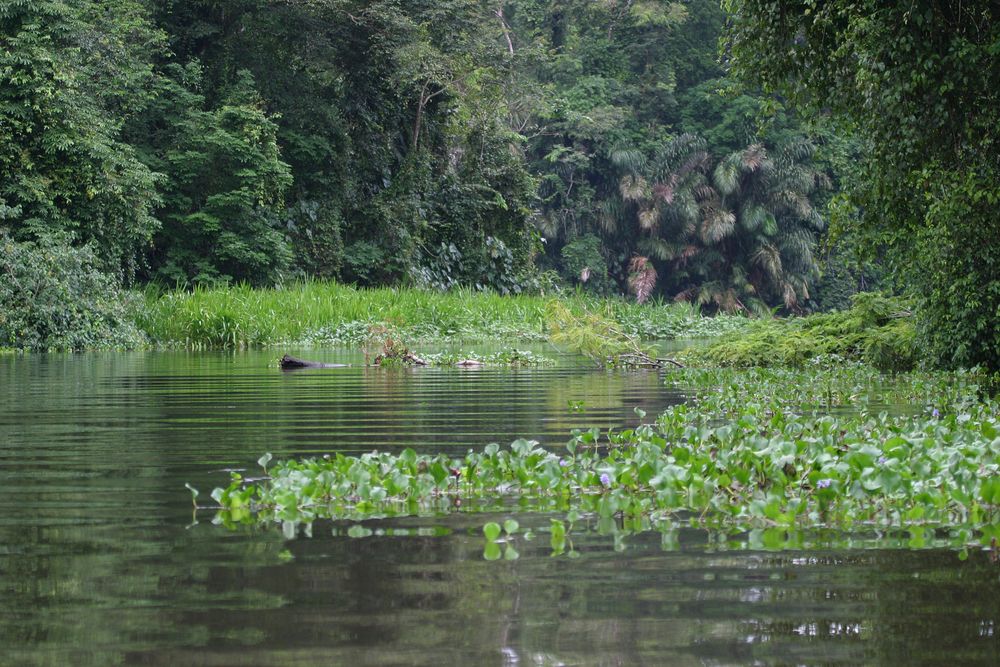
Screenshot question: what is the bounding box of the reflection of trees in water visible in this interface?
[0,510,290,665]
[862,550,1000,664]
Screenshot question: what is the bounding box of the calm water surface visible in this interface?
[1,350,997,666]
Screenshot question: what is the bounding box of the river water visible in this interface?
[1,350,997,665]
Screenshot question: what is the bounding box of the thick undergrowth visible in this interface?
[0,233,146,351]
[207,365,999,552]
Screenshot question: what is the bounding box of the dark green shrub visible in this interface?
[342,240,392,286]
[286,200,344,279]
[0,233,145,351]
[908,167,1000,373]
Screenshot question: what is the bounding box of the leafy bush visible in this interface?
[908,166,1000,373]
[140,65,293,286]
[0,233,146,350]
[342,240,392,286]
[286,199,344,279]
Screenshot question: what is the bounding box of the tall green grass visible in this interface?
[137,281,748,349]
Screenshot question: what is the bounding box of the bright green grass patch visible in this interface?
[682,293,917,372]
[139,280,749,349]
[207,366,999,551]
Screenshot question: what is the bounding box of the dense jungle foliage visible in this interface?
[1,1,996,372]
[724,1,1000,371]
[1,1,839,300]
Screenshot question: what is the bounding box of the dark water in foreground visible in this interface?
[0,350,997,666]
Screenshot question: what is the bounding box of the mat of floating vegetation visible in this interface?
[202,372,1000,552]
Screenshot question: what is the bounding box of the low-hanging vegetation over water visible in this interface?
[208,365,1000,555]
[683,293,918,372]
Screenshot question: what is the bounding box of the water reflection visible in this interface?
[0,351,998,665]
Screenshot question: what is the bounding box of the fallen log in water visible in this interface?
[279,354,349,370]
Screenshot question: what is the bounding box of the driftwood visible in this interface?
[280,354,350,370]
[611,352,685,369]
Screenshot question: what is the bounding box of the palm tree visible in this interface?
[609,134,713,299]
[673,137,828,313]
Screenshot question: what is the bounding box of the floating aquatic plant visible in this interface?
[209,367,1000,550]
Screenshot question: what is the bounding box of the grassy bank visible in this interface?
[138,281,748,349]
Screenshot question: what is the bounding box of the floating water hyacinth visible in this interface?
[210,367,1000,550]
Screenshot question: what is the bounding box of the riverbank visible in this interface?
[137,281,749,350]
[681,293,918,372]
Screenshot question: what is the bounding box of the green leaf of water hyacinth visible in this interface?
[503,519,519,535]
[483,522,502,541]
[550,519,567,554]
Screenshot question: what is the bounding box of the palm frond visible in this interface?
[673,286,698,303]
[652,175,677,203]
[638,205,659,230]
[696,283,746,314]
[713,156,741,196]
[701,206,736,243]
[740,204,771,232]
[746,297,773,318]
[677,150,710,178]
[777,136,814,164]
[781,279,799,310]
[628,255,658,304]
[637,236,680,261]
[751,243,783,282]
[609,147,647,172]
[694,183,717,201]
[742,143,767,171]
[778,229,818,275]
[619,174,650,202]
[598,199,625,234]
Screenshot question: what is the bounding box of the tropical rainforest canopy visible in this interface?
[1,1,997,371]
